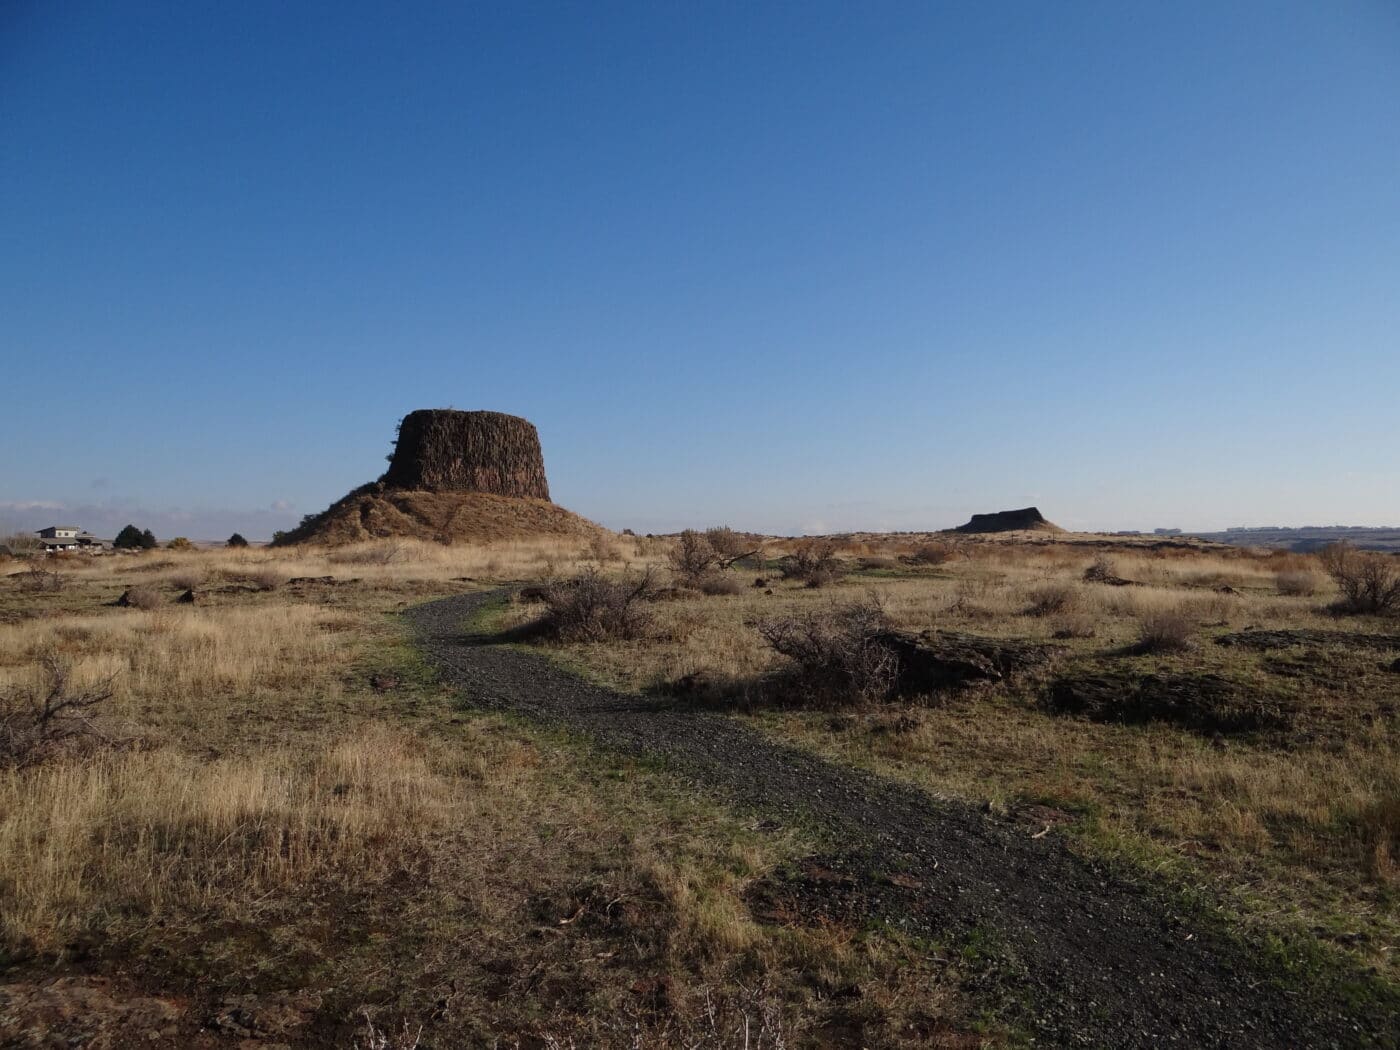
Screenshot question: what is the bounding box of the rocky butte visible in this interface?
[274,409,601,546]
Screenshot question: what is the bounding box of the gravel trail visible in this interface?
[409,590,1397,1049]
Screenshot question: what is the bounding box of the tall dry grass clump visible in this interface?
[1275,569,1320,597]
[1134,604,1196,653]
[0,726,458,951]
[0,604,358,726]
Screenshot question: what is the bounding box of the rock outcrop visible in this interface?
[952,507,1063,534]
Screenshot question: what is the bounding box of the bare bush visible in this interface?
[1320,543,1400,615]
[668,528,758,587]
[778,540,844,588]
[1,653,114,768]
[1275,569,1320,597]
[1135,607,1196,653]
[752,597,898,705]
[669,530,722,585]
[703,526,747,562]
[907,542,952,566]
[2,532,42,553]
[536,568,658,642]
[18,564,65,593]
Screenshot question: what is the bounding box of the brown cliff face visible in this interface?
[380,410,550,501]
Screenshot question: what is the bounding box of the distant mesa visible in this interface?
[952,507,1064,534]
[275,409,602,546]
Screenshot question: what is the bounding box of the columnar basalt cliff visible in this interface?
[952,507,1063,534]
[275,409,603,546]
[381,410,551,500]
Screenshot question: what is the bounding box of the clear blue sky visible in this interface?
[4,1,1398,539]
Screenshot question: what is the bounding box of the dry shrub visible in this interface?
[536,569,658,642]
[17,565,64,594]
[1275,570,1320,597]
[584,533,621,563]
[167,570,206,591]
[1135,606,1196,653]
[328,545,404,567]
[246,568,288,592]
[668,529,757,587]
[778,540,844,588]
[1,653,113,768]
[1320,543,1400,615]
[1083,554,1120,583]
[1024,582,1079,618]
[669,530,722,586]
[702,526,748,562]
[165,537,195,551]
[907,542,952,566]
[751,597,898,705]
[857,556,899,571]
[1051,614,1097,640]
[697,574,744,597]
[117,585,163,610]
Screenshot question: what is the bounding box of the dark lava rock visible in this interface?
[874,629,1058,696]
[1217,629,1400,653]
[1044,673,1290,734]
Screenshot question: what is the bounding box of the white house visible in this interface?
[35,526,105,551]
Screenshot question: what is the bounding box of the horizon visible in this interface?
[5,3,1399,538]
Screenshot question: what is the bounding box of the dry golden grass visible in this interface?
[0,544,975,1046]
[0,726,459,949]
[509,537,1400,979]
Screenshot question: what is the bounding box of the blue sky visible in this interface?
[3,2,1398,539]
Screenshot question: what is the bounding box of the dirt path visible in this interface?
[409,591,1397,1049]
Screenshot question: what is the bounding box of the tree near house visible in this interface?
[113,524,145,550]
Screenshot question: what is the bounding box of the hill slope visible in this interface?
[275,485,605,546]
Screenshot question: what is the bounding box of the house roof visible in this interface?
[38,525,81,533]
